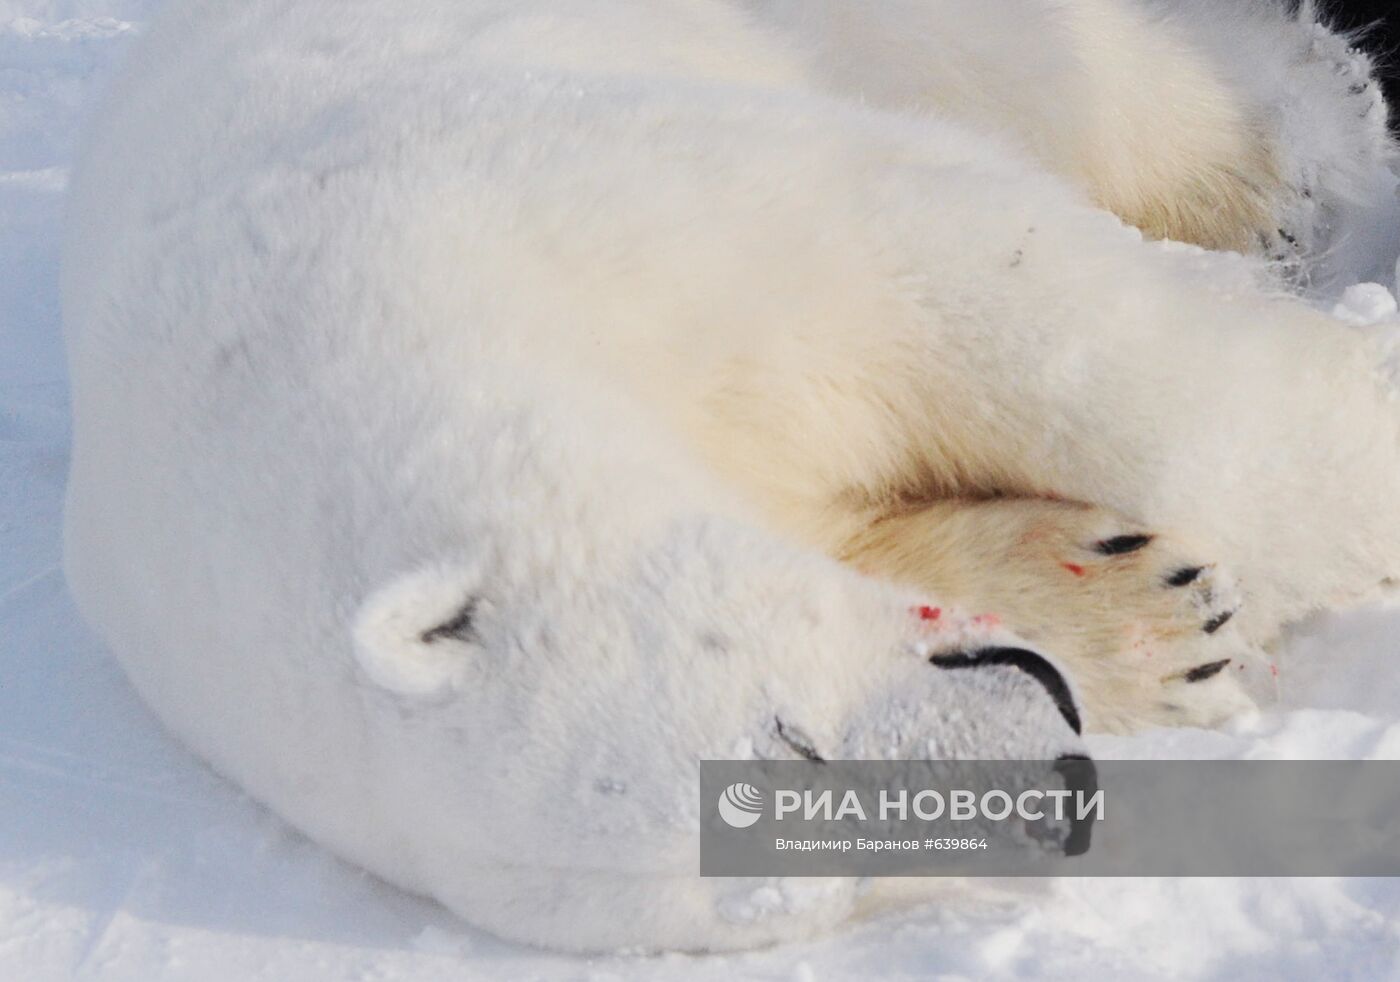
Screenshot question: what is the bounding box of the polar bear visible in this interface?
[63,0,1400,953]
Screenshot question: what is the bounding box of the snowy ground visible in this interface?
[3,5,1400,980]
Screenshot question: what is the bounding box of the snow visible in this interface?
[2,4,1400,979]
[1333,282,1400,326]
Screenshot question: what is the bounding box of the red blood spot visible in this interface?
[1270,664,1280,678]
[916,605,942,622]
[1062,562,1086,577]
[972,613,1002,628]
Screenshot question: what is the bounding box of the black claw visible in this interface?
[1166,566,1204,587]
[1184,659,1232,683]
[1203,610,1235,635]
[1094,534,1154,556]
[931,647,1082,735]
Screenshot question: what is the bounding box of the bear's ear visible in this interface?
[352,562,487,700]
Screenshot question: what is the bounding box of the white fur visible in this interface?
[62,0,1400,953]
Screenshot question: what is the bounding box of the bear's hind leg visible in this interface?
[753,0,1399,285]
[1171,0,1400,290]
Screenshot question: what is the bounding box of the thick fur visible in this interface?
[755,0,1400,286]
[63,0,1400,953]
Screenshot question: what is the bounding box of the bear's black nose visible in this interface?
[928,646,1082,735]
[1054,753,1098,856]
